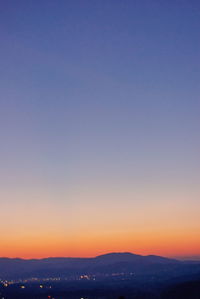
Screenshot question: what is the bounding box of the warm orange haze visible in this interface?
[1,180,200,259]
[1,230,200,260]
[1,189,200,259]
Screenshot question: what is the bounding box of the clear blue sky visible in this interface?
[0,0,199,258]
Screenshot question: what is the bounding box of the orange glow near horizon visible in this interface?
[3,191,200,259]
[1,188,200,259]
[1,229,200,259]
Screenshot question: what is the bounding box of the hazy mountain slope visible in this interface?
[0,252,199,280]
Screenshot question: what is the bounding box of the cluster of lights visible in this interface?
[79,274,96,281]
[0,271,136,291]
[80,275,89,280]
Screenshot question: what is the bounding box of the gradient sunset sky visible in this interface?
[0,1,200,259]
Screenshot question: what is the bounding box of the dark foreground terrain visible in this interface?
[1,279,200,299]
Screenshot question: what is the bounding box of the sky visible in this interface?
[0,0,200,259]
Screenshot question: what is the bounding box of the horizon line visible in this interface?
[0,251,199,261]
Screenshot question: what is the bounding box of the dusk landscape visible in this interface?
[0,1,200,298]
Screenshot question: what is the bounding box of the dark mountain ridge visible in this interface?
[0,252,199,280]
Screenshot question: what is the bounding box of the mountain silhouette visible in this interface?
[0,252,199,280]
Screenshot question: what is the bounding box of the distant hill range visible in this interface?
[0,252,200,280]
